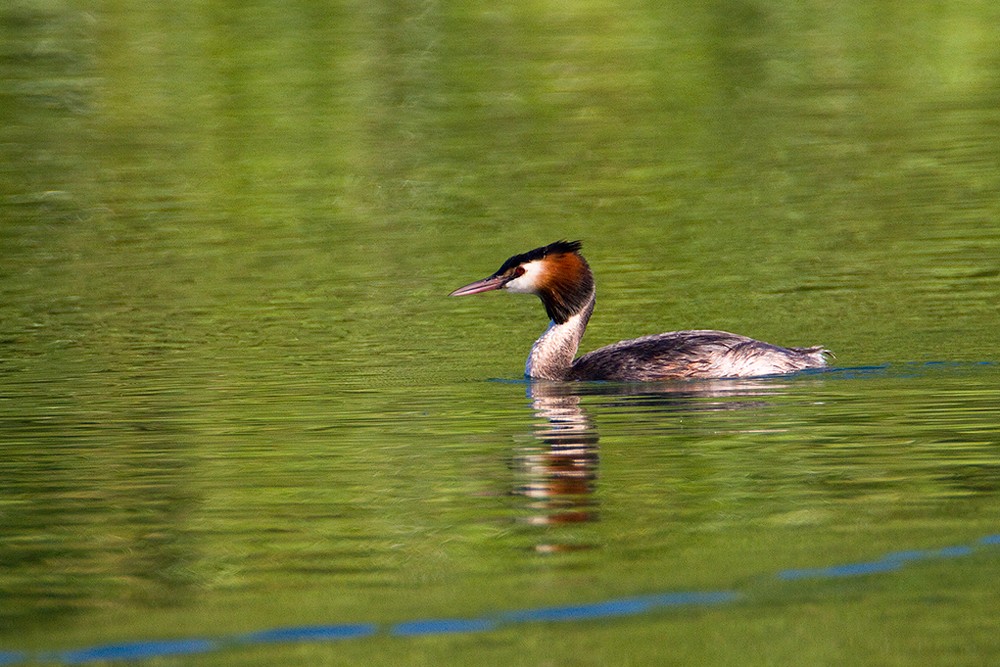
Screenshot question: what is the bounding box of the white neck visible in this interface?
[525,293,595,380]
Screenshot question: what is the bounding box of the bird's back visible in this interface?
[569,330,828,381]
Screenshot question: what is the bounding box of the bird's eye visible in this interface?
[513,266,525,278]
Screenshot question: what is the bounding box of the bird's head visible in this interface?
[449,240,594,324]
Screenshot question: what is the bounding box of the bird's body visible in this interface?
[450,241,829,382]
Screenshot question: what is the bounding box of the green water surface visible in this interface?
[2,1,1000,665]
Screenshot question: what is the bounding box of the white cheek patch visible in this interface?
[504,260,546,294]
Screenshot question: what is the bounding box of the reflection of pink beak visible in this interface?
[449,274,508,297]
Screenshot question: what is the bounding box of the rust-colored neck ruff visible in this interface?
[534,250,595,324]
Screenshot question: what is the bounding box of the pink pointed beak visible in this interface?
[449,274,508,297]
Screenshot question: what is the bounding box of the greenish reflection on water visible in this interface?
[2,0,999,664]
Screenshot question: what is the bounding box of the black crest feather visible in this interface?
[494,240,583,276]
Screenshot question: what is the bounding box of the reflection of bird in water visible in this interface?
[514,378,818,553]
[450,240,830,381]
[517,382,600,553]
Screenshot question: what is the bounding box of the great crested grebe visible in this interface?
[449,240,830,381]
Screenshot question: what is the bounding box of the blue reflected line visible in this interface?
[935,546,974,558]
[389,591,737,636]
[777,544,979,581]
[0,652,25,667]
[392,618,498,636]
[501,599,654,623]
[500,591,738,624]
[238,624,377,643]
[55,639,216,665]
[6,532,998,665]
[882,549,934,563]
[778,559,902,580]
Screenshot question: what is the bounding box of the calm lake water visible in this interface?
[2,1,999,665]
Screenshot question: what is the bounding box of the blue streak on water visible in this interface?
[777,560,903,580]
[935,546,974,558]
[882,549,933,563]
[6,533,998,665]
[238,624,377,643]
[0,652,25,667]
[501,599,652,623]
[499,591,738,624]
[55,639,216,664]
[392,618,498,636]
[777,544,978,581]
